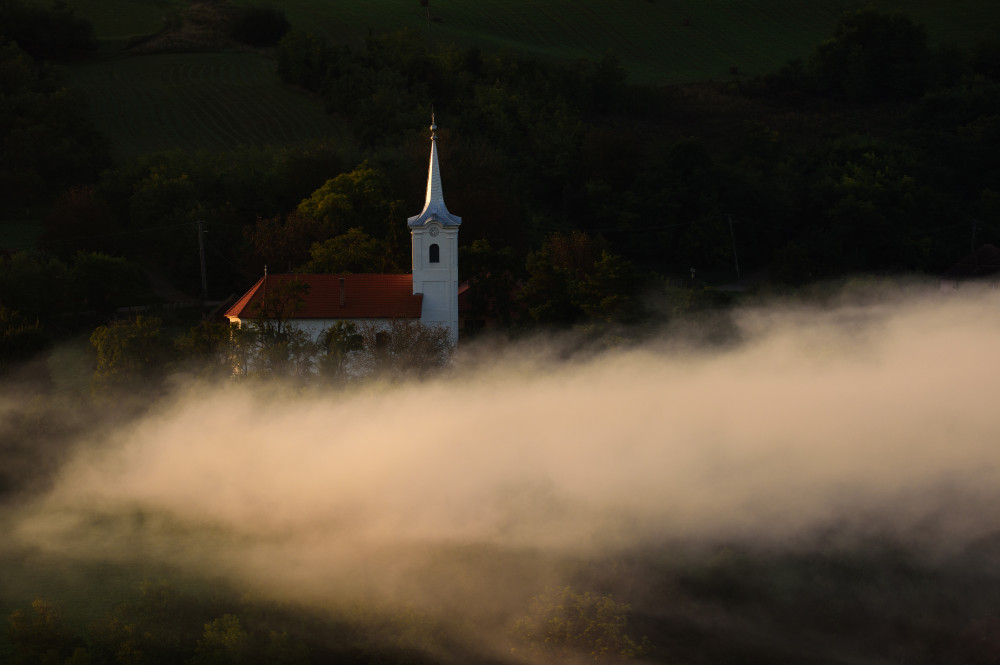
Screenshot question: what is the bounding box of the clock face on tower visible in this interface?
[429,226,440,237]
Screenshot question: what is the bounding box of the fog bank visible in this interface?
[6,284,1000,614]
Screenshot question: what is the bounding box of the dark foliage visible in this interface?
[807,9,930,101]
[0,250,70,325]
[971,37,1000,81]
[230,4,291,48]
[266,17,999,299]
[0,0,96,60]
[0,39,110,212]
[756,11,1000,103]
[520,232,643,326]
[0,250,155,370]
[3,8,1000,345]
[0,306,46,372]
[10,536,1000,664]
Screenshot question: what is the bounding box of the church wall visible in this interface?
[411,225,460,342]
[228,316,398,345]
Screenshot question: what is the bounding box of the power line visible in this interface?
[42,222,194,244]
[206,237,255,279]
[536,220,698,234]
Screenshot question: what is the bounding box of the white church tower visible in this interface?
[408,115,461,343]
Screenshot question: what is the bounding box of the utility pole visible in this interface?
[197,220,208,302]
[728,214,741,281]
[421,0,431,48]
[971,219,980,272]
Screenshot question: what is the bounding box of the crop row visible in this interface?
[65,53,343,161]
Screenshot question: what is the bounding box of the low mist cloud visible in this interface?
[6,282,1000,617]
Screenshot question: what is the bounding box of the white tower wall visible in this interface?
[407,116,462,344]
[411,225,459,339]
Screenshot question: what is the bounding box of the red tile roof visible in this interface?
[225,274,422,320]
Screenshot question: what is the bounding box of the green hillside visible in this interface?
[29,0,999,84]
[7,0,995,285]
[19,0,994,161]
[261,0,998,83]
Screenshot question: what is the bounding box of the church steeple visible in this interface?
[408,114,461,344]
[407,114,462,228]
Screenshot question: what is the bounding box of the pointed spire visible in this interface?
[408,113,461,228]
[424,113,442,207]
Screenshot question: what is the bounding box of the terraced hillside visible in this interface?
[64,53,345,161]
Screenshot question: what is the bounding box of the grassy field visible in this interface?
[61,52,346,162]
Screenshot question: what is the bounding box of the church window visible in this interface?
[429,243,440,263]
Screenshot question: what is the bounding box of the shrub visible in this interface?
[90,315,173,393]
[511,586,648,663]
[0,306,48,371]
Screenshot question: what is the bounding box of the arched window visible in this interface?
[429,243,440,263]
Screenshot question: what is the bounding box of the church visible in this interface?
[224,117,463,344]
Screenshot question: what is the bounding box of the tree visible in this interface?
[0,39,109,210]
[84,583,313,665]
[0,251,70,325]
[520,232,643,326]
[581,51,628,113]
[296,162,401,240]
[246,210,326,274]
[87,580,209,665]
[460,239,523,332]
[972,37,1000,81]
[300,227,384,274]
[807,10,930,101]
[176,319,237,379]
[193,613,309,665]
[90,315,173,394]
[229,5,290,47]
[70,251,151,315]
[0,0,96,60]
[317,320,363,382]
[124,166,205,285]
[355,319,453,379]
[511,586,648,663]
[267,163,408,274]
[8,599,81,665]
[195,614,251,665]
[39,185,117,259]
[238,278,316,378]
[0,306,47,372]
[275,29,334,92]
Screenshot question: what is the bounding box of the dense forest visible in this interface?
[2,2,999,351]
